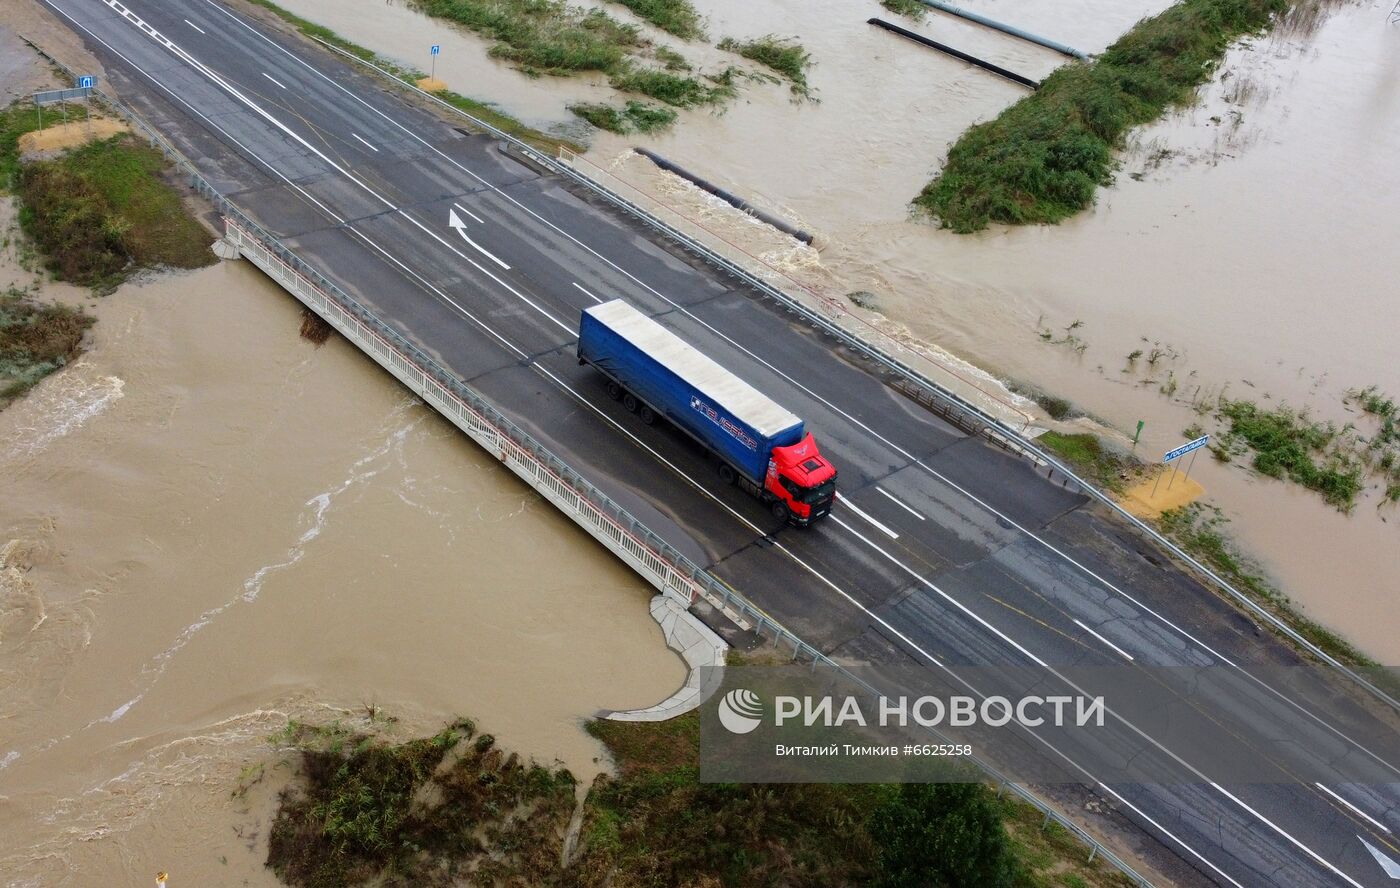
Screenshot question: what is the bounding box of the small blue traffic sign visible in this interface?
[1164,435,1209,463]
[78,75,95,89]
[430,44,440,55]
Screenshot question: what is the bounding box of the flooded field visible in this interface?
[0,252,684,884]
[265,0,1400,660]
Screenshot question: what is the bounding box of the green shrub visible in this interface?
[718,35,814,98]
[608,0,705,39]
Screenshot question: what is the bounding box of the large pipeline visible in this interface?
[869,18,1039,90]
[913,0,1087,59]
[632,147,815,246]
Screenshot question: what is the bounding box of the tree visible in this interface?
[869,783,1023,888]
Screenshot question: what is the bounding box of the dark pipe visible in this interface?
[868,18,1040,90]
[632,147,815,246]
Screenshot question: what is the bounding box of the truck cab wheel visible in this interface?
[622,393,639,413]
[606,381,623,401]
[770,500,790,521]
[718,464,737,485]
[639,405,657,426]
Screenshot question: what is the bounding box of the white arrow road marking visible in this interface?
[448,209,510,270]
[1361,836,1400,879]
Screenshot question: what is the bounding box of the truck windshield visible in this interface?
[799,479,836,504]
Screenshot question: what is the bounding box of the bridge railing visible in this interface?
[43,41,1157,886]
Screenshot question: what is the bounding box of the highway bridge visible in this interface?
[34,1,1400,884]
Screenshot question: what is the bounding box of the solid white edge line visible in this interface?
[836,493,898,540]
[875,485,925,520]
[1073,619,1136,662]
[350,131,378,152]
[572,282,604,304]
[1315,783,1393,834]
[451,202,485,224]
[183,18,204,34]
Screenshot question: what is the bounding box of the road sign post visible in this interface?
[430,44,440,82]
[1152,434,1208,498]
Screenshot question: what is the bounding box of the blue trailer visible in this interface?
[577,299,837,525]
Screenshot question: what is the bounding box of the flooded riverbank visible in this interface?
[262,0,1400,660]
[0,250,684,884]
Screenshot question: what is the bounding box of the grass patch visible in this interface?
[266,717,577,887]
[880,0,929,20]
[245,0,580,153]
[17,135,213,292]
[917,0,1293,231]
[606,0,705,39]
[1037,431,1136,493]
[268,712,1135,886]
[718,34,814,98]
[607,65,733,106]
[1,102,51,190]
[569,100,677,133]
[0,287,93,404]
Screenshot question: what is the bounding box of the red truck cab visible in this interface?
[765,433,838,525]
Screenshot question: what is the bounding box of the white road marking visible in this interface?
[350,132,378,152]
[572,282,604,304]
[261,71,285,89]
[1073,619,1136,662]
[876,485,924,520]
[832,510,1365,888]
[183,18,204,34]
[447,208,510,270]
[1360,836,1400,879]
[452,202,485,224]
[836,493,898,540]
[1316,784,1393,834]
[101,6,1378,884]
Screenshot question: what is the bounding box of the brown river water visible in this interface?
[0,209,684,883]
[264,0,1400,659]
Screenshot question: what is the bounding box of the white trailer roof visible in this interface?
[586,299,801,437]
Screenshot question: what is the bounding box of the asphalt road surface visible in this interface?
[36,1,1400,884]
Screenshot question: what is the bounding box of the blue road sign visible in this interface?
[78,75,95,89]
[1164,435,1209,463]
[430,44,440,55]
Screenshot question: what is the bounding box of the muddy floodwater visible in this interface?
[268,0,1400,660]
[0,252,685,884]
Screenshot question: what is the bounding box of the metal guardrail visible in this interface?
[313,38,1400,714]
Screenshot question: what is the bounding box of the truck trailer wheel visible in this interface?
[718,464,737,485]
[623,393,639,413]
[639,405,657,426]
[606,381,623,401]
[770,501,791,522]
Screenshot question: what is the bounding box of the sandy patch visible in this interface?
[18,117,129,156]
[416,77,448,92]
[1117,472,1205,521]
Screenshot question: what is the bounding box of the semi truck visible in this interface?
[577,299,837,525]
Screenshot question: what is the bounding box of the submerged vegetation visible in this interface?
[919,0,1294,231]
[568,99,677,133]
[268,711,1134,887]
[718,35,814,98]
[606,0,705,39]
[1209,398,1362,509]
[880,0,930,20]
[0,288,93,405]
